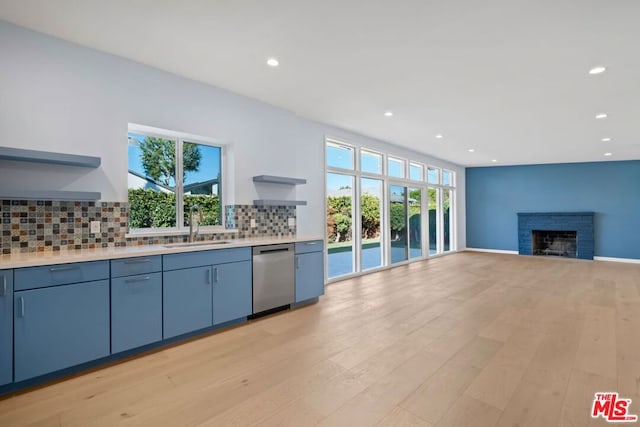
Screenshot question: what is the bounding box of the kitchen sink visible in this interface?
[162,240,233,248]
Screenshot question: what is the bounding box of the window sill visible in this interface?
[125,227,238,239]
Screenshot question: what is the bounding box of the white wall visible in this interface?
[0,21,465,248]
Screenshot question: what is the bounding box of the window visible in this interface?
[427,167,440,184]
[409,162,423,181]
[326,141,354,170]
[442,169,453,186]
[128,127,222,230]
[388,157,405,178]
[361,149,383,174]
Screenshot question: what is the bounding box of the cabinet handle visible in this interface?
[49,265,79,272]
[305,241,320,245]
[17,297,24,318]
[125,276,151,284]
[124,258,151,264]
[206,268,211,284]
[0,276,6,297]
[213,267,219,283]
[295,256,300,269]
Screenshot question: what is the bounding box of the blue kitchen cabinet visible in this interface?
[163,266,213,339]
[111,272,162,353]
[0,269,13,386]
[13,279,110,382]
[163,248,252,338]
[295,241,325,303]
[212,260,252,325]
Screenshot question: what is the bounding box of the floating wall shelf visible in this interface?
[252,175,307,207]
[0,146,101,168]
[0,190,101,201]
[253,200,307,206]
[252,175,307,185]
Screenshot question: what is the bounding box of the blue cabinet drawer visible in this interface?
[14,279,110,382]
[0,269,13,386]
[111,256,161,278]
[15,260,109,291]
[163,247,251,271]
[295,240,324,254]
[111,272,162,353]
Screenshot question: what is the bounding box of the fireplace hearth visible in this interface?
[532,230,577,258]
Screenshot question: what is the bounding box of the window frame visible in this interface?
[127,123,226,236]
[326,139,356,171]
[387,156,406,179]
[409,162,424,181]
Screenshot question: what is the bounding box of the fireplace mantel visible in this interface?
[517,212,594,260]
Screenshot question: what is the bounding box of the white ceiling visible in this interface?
[1,0,639,166]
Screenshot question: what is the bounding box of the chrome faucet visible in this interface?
[188,204,203,242]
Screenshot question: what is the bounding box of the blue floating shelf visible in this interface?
[0,190,101,201]
[253,200,307,206]
[252,175,307,185]
[0,147,101,168]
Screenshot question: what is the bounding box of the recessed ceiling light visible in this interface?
[601,137,611,142]
[266,57,279,67]
[595,113,608,119]
[589,66,606,75]
[435,134,443,139]
[604,152,613,156]
[491,159,497,163]
[468,148,475,153]
[384,111,393,117]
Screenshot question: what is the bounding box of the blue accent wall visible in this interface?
[466,161,640,259]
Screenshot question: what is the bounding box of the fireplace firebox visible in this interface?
[532,230,577,258]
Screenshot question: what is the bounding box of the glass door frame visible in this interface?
[324,137,457,283]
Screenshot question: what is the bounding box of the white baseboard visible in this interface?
[594,256,640,264]
[465,248,519,255]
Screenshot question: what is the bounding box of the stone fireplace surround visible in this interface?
[517,212,594,260]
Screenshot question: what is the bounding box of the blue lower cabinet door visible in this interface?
[14,280,110,382]
[212,261,252,325]
[163,267,213,339]
[0,270,13,386]
[111,272,162,353]
[295,251,325,302]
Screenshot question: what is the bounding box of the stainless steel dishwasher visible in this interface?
[252,244,295,314]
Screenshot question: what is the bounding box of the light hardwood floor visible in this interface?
[1,252,639,426]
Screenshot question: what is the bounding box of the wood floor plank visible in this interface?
[1,252,639,427]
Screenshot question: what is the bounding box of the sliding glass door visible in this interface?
[325,138,457,280]
[408,187,422,258]
[389,185,408,264]
[361,178,383,270]
[428,187,439,255]
[327,173,355,278]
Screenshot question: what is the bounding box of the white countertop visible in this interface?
[0,235,324,269]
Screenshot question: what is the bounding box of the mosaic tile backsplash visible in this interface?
[1,200,296,254]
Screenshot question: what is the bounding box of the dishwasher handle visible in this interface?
[252,244,294,256]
